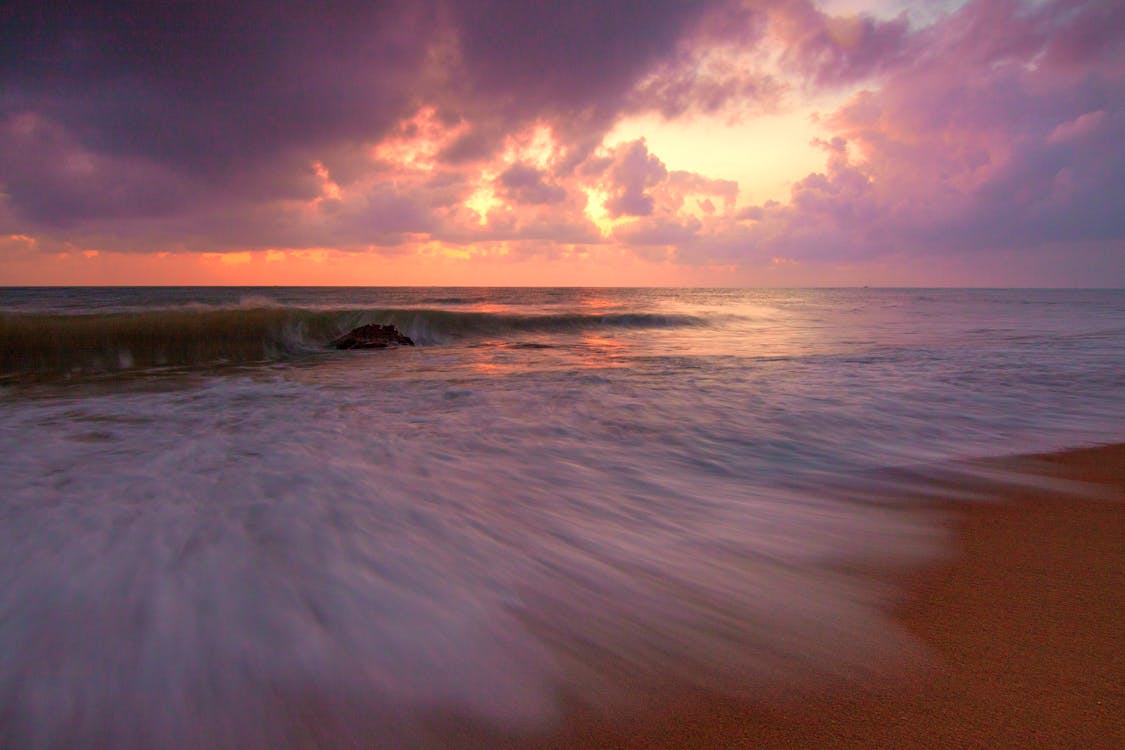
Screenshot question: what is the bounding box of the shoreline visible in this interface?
[491,443,1125,749]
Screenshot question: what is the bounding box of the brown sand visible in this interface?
[492,444,1125,749]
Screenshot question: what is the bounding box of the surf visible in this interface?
[0,306,709,378]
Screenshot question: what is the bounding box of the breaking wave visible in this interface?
[0,307,707,378]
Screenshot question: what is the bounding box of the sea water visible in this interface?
[1,287,1122,748]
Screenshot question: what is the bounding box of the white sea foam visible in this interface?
[0,375,938,748]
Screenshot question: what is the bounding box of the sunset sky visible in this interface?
[2,0,1122,286]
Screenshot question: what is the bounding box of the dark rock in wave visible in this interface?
[331,324,414,349]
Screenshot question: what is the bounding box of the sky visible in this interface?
[1,0,1122,286]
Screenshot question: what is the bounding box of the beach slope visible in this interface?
[508,444,1124,749]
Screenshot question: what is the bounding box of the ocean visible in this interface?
[1,287,1122,748]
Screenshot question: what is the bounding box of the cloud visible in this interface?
[771,0,913,87]
[1,2,431,174]
[614,215,703,247]
[1046,110,1107,145]
[629,57,785,120]
[623,3,784,120]
[442,2,716,147]
[600,140,669,218]
[0,113,201,227]
[660,0,1125,277]
[496,164,567,205]
[1,0,1122,285]
[662,172,739,215]
[0,1,724,247]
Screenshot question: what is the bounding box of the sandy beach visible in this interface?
[495,443,1125,749]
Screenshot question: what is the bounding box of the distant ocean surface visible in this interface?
[1,287,1123,748]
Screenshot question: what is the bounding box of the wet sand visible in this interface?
[495,444,1125,749]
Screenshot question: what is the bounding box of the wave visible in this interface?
[373,309,705,342]
[0,306,707,378]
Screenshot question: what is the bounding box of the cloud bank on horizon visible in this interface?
[1,0,1122,285]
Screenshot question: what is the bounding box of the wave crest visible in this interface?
[0,307,707,378]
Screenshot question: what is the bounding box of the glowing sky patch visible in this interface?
[606,108,834,206]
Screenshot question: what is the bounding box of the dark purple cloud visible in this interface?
[0,0,437,236]
[0,0,723,237]
[2,13,426,247]
[441,1,715,154]
[496,164,567,205]
[0,114,199,226]
[1,1,429,174]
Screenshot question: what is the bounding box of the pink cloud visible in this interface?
[614,215,703,247]
[770,0,913,87]
[677,0,1125,277]
[600,140,669,218]
[1046,110,1108,145]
